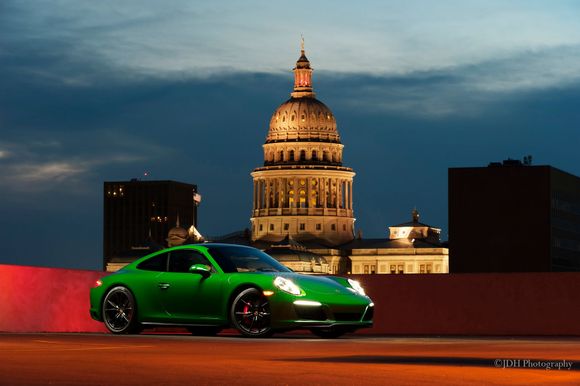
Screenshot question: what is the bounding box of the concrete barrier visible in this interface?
[1,264,579,335]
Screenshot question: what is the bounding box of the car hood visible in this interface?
[278,273,355,296]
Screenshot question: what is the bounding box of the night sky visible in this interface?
[1,1,579,270]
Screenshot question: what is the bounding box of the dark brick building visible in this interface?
[103,180,199,270]
[449,161,580,272]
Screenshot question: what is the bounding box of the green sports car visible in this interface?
[90,243,374,338]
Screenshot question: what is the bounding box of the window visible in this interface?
[371,265,376,274]
[289,150,295,161]
[426,263,432,274]
[269,224,274,231]
[364,265,369,274]
[331,224,336,231]
[207,245,290,274]
[397,264,404,274]
[343,224,346,231]
[390,265,396,274]
[299,223,305,231]
[316,224,321,231]
[420,264,425,274]
[283,223,289,231]
[168,249,212,273]
[300,150,306,161]
[138,253,168,272]
[259,224,263,231]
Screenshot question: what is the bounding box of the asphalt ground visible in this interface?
[1,332,579,385]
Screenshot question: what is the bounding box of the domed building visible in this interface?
[251,41,355,246]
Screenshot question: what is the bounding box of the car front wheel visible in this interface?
[102,286,139,334]
[230,288,272,338]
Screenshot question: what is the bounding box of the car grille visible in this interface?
[294,306,327,321]
[362,307,374,321]
[333,312,363,321]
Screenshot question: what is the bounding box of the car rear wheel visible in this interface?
[310,327,347,339]
[230,288,272,338]
[102,286,139,334]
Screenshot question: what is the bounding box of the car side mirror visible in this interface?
[189,264,211,278]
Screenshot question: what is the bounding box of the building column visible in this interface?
[306,176,311,209]
[322,178,327,208]
[293,178,298,209]
[282,177,287,208]
[266,179,271,209]
[252,180,255,210]
[335,179,340,209]
[349,181,353,210]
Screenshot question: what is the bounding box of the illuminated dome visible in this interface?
[167,215,188,246]
[251,39,356,248]
[266,98,340,143]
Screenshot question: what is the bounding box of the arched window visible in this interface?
[322,151,328,162]
[278,150,284,162]
[312,150,318,160]
[300,150,306,161]
[289,150,295,161]
[299,190,306,208]
[311,190,318,208]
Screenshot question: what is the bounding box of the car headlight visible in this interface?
[274,276,302,296]
[347,279,366,296]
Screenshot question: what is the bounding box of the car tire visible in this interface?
[187,326,222,336]
[102,286,140,334]
[230,288,273,338]
[310,327,347,339]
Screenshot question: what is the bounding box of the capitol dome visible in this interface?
[251,40,356,247]
[266,98,340,143]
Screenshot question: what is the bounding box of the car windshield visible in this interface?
[207,245,291,273]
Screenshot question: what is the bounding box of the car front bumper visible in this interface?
[269,292,374,330]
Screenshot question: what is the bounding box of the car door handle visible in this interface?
[158,283,170,290]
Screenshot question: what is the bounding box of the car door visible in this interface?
[157,248,225,324]
[132,251,171,322]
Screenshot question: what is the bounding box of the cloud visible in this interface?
[322,44,580,118]
[0,134,167,193]
[3,0,580,81]
[6,161,86,184]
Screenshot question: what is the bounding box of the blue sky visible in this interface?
[1,0,579,269]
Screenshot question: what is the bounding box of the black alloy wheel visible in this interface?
[102,286,139,334]
[231,288,273,337]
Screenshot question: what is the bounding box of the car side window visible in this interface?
[137,252,169,272]
[168,249,213,273]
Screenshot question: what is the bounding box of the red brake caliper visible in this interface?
[243,304,250,326]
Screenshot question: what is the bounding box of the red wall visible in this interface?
[1,264,580,335]
[353,273,580,335]
[0,264,107,333]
